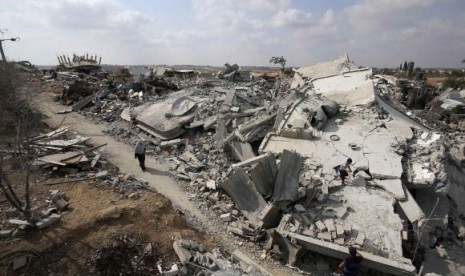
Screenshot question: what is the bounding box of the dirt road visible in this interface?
[34,92,206,222]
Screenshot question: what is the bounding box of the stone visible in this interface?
[95,170,109,178]
[206,180,216,190]
[220,213,232,222]
[53,199,69,211]
[173,239,192,264]
[343,222,352,234]
[355,233,366,246]
[336,225,345,238]
[0,229,13,239]
[36,214,61,229]
[122,174,135,181]
[8,219,33,226]
[315,221,327,232]
[324,219,336,232]
[317,232,332,241]
[128,192,140,200]
[335,238,345,245]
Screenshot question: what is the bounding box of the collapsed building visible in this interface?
[39,54,465,275]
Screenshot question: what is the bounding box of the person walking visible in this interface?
[338,246,364,276]
[134,140,146,172]
[334,158,352,184]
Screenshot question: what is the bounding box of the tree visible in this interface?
[0,62,39,224]
[269,56,286,72]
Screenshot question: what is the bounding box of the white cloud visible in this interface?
[271,8,313,28]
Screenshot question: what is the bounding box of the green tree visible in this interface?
[269,56,286,72]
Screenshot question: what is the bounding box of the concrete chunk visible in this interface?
[0,229,13,239]
[315,221,327,232]
[220,213,232,222]
[336,225,345,238]
[343,222,352,234]
[324,219,336,232]
[36,214,61,229]
[249,154,278,197]
[317,232,332,241]
[355,233,366,246]
[257,204,281,229]
[221,168,267,224]
[173,239,192,264]
[272,150,303,203]
[280,231,416,276]
[160,138,185,148]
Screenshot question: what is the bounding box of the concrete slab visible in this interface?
[312,69,375,106]
[229,141,255,162]
[221,168,267,223]
[272,150,303,203]
[281,231,416,276]
[372,179,406,200]
[335,184,404,257]
[249,154,278,197]
[135,94,202,140]
[385,119,414,141]
[397,186,425,223]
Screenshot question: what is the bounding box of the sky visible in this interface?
[1,0,464,68]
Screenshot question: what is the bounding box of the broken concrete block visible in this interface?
[220,213,232,222]
[173,239,192,264]
[343,222,352,234]
[317,232,332,241]
[355,233,366,246]
[206,180,216,190]
[249,154,278,197]
[0,229,13,239]
[160,138,185,148]
[336,225,345,238]
[315,221,327,232]
[95,170,109,178]
[324,219,336,232]
[227,226,245,237]
[8,219,33,226]
[272,150,303,203]
[257,204,281,229]
[335,238,345,245]
[221,168,267,224]
[36,214,61,229]
[53,199,70,211]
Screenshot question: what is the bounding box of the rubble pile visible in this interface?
[0,127,151,239]
[39,54,465,275]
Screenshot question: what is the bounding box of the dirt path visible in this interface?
[34,93,206,222]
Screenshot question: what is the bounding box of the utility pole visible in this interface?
[0,29,20,61]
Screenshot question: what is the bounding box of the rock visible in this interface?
[54,199,70,211]
[8,219,33,226]
[220,213,232,222]
[95,170,109,178]
[128,192,140,200]
[36,214,61,229]
[0,229,13,239]
[122,174,135,181]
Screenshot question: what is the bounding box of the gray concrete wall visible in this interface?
[445,156,465,216]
